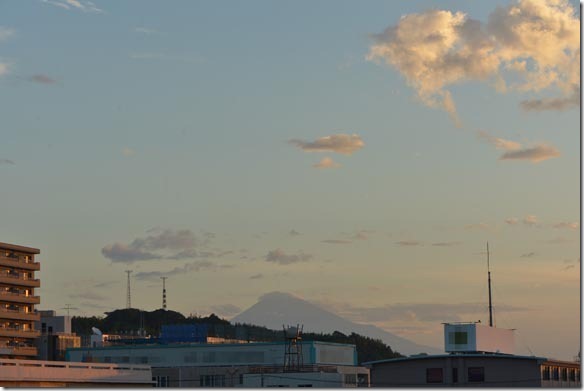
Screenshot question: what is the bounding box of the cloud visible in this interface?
[477,131,521,151]
[321,239,352,244]
[133,260,230,280]
[367,0,580,124]
[520,252,536,258]
[122,147,135,157]
[29,74,56,84]
[0,63,8,77]
[478,131,560,163]
[134,27,164,35]
[520,86,580,112]
[464,223,490,230]
[545,237,576,244]
[249,273,264,279]
[70,291,108,301]
[265,249,312,265]
[289,229,301,236]
[41,0,103,13]
[0,159,15,165]
[102,229,213,263]
[327,301,529,323]
[505,217,519,225]
[352,231,369,240]
[431,241,461,247]
[522,215,538,226]
[552,222,579,230]
[499,144,560,163]
[129,52,206,63]
[313,157,341,169]
[395,240,422,246]
[0,27,15,41]
[289,134,364,155]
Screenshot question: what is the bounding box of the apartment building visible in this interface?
[0,242,41,359]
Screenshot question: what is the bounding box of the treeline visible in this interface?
[71,309,402,364]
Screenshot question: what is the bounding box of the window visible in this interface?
[154,375,169,387]
[569,369,576,381]
[576,369,580,382]
[552,367,559,380]
[449,332,468,345]
[468,367,485,383]
[344,374,357,386]
[452,368,458,383]
[542,366,550,380]
[200,375,226,387]
[426,368,443,384]
[561,368,568,381]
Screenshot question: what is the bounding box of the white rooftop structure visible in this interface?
[444,323,515,355]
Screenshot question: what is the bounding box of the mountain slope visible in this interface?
[232,292,442,356]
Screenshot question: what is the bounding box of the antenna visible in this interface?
[61,304,78,317]
[161,277,167,310]
[125,270,132,309]
[487,242,494,327]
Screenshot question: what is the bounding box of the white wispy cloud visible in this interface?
[367,0,580,124]
[0,27,15,41]
[41,0,104,13]
[122,147,135,157]
[289,134,364,155]
[134,27,164,35]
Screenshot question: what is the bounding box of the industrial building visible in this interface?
[0,242,41,359]
[67,340,370,387]
[364,322,581,387]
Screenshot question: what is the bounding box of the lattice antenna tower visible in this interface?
[161,277,168,310]
[283,324,304,372]
[125,270,132,309]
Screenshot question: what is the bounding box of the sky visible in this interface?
[0,0,580,360]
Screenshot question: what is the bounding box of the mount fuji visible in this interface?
[231,292,442,356]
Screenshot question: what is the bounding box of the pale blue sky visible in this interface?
[0,0,579,359]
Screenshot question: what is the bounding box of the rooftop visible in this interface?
[0,242,40,255]
[363,353,549,366]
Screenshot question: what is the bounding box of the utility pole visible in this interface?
[125,270,132,309]
[161,277,167,310]
[61,304,78,317]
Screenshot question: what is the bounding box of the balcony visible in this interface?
[0,346,38,357]
[0,328,40,339]
[0,273,40,288]
[0,256,40,271]
[0,309,40,322]
[0,292,40,305]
